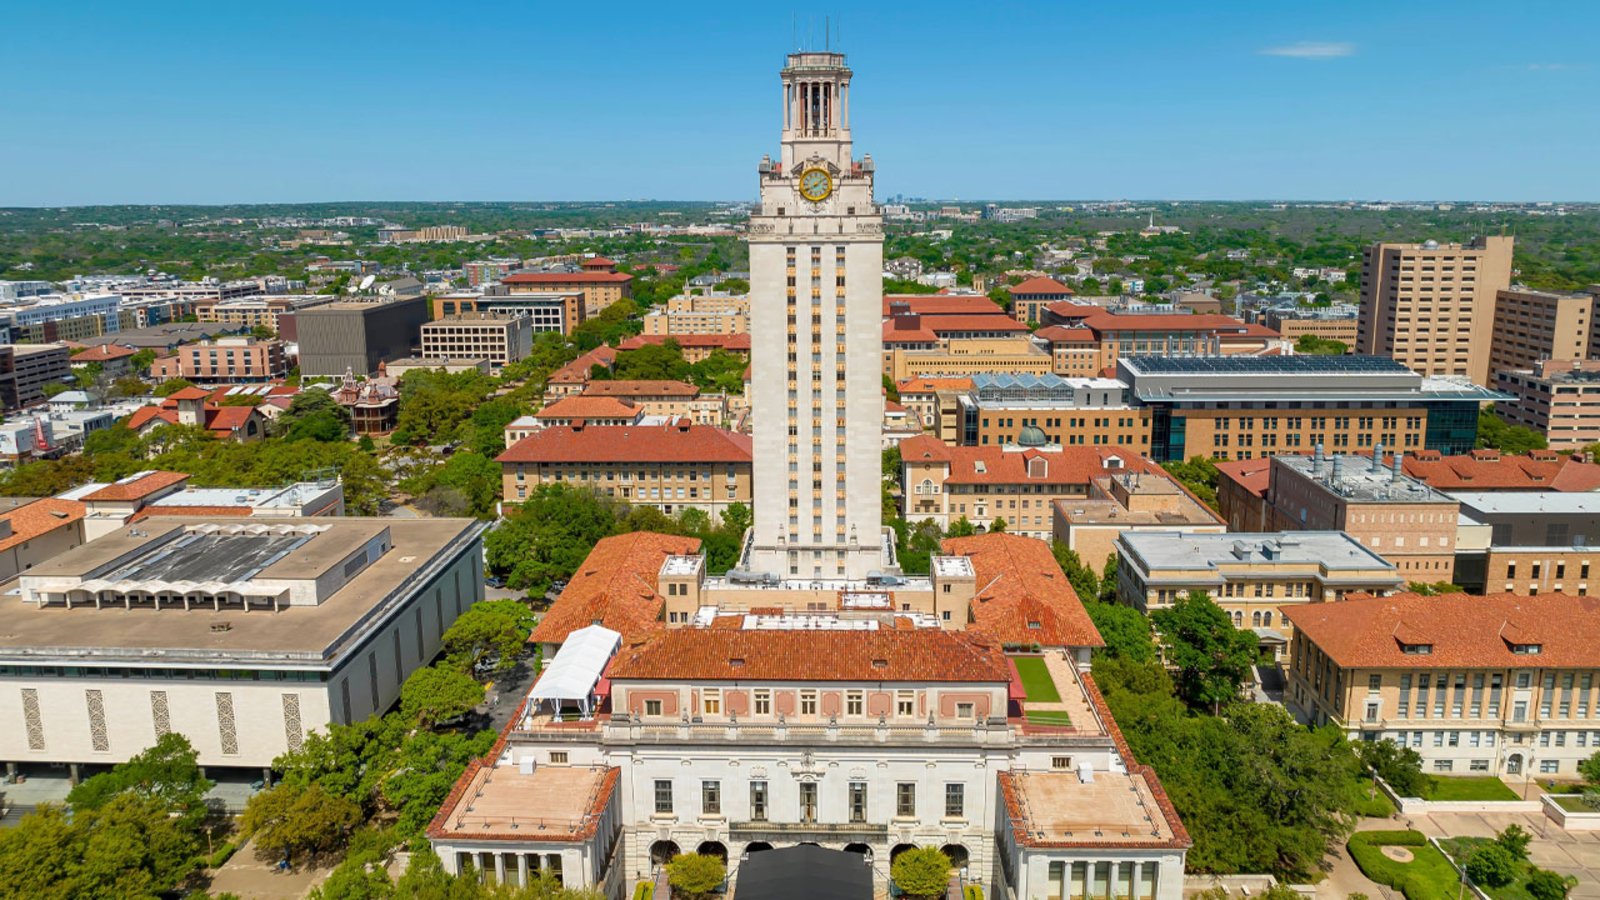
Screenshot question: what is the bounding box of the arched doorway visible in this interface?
[843,843,874,866]
[743,842,773,860]
[1507,754,1524,776]
[890,843,918,864]
[650,841,681,868]
[697,841,729,864]
[941,844,969,872]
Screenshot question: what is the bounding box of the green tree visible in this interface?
[399,666,485,728]
[687,349,747,394]
[0,795,201,899]
[241,782,363,865]
[612,340,690,382]
[485,484,621,593]
[946,517,977,538]
[129,348,158,373]
[1051,542,1101,602]
[891,847,953,899]
[276,390,353,441]
[154,377,197,397]
[442,599,536,673]
[1086,601,1157,663]
[1527,869,1574,900]
[1579,749,1600,786]
[1294,334,1348,355]
[1465,844,1517,887]
[720,501,752,538]
[1151,591,1258,712]
[1161,456,1220,512]
[666,853,726,900]
[1478,409,1548,454]
[1495,823,1532,862]
[67,731,214,827]
[1354,738,1431,798]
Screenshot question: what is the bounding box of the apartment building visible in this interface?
[497,420,752,523]
[1284,592,1600,779]
[1495,359,1600,451]
[887,336,1054,380]
[1115,530,1403,659]
[419,314,535,369]
[432,290,584,336]
[502,259,632,316]
[642,292,749,335]
[195,294,334,336]
[1354,236,1514,386]
[1217,450,1461,583]
[1488,288,1597,378]
[149,336,289,384]
[898,434,1167,539]
[463,260,520,287]
[0,344,72,410]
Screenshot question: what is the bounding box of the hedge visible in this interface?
[632,884,654,900]
[964,886,985,900]
[1347,831,1460,900]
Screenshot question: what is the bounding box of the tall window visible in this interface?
[800,690,818,716]
[944,783,965,818]
[896,782,916,818]
[703,689,722,716]
[654,780,673,815]
[702,780,721,816]
[799,782,818,824]
[849,782,867,823]
[754,690,771,716]
[750,780,768,821]
[846,690,864,716]
[896,691,915,717]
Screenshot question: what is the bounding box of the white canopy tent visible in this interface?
[525,624,621,722]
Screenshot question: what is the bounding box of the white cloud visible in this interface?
[1259,41,1356,59]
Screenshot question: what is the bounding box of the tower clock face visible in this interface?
[798,167,833,202]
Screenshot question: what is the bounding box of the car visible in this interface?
[485,575,507,589]
[549,579,568,593]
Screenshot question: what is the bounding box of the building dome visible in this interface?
[1016,424,1050,447]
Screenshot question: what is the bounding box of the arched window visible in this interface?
[1263,611,1273,627]
[1232,611,1243,627]
[1251,611,1262,627]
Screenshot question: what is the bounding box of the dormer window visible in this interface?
[974,461,987,474]
[1400,643,1433,655]
[1105,455,1123,470]
[1511,643,1542,655]
[729,658,746,667]
[1027,620,1042,629]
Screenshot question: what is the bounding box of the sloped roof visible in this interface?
[1213,458,1274,500]
[81,470,190,502]
[1282,592,1600,669]
[498,422,750,465]
[581,380,699,398]
[606,627,1012,682]
[534,397,640,421]
[1009,276,1074,296]
[941,532,1104,650]
[617,333,751,351]
[0,499,87,552]
[503,271,632,284]
[72,344,138,362]
[527,532,701,646]
[900,435,1156,487]
[1402,451,1600,492]
[895,377,974,393]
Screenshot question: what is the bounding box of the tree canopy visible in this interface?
[1152,591,1258,711]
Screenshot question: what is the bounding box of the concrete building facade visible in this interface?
[420,314,535,369]
[1495,359,1600,452]
[294,296,429,376]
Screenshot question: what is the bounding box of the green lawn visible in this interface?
[1011,656,1060,703]
[1418,776,1519,802]
[1347,777,1398,817]
[1554,795,1598,813]
[1024,711,1072,726]
[1439,837,1542,900]
[1348,831,1462,900]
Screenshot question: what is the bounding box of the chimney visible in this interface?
[1313,443,1325,477]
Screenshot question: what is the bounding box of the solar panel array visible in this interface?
[1124,355,1410,375]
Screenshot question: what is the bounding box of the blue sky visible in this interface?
[3,0,1597,205]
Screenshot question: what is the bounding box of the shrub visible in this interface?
[666,853,724,900]
[964,886,985,900]
[207,841,238,869]
[892,847,953,899]
[632,884,654,900]
[1347,831,1458,900]
[1494,823,1531,862]
[1464,844,1517,887]
[1528,870,1572,900]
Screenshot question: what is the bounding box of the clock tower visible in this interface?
[746,51,892,580]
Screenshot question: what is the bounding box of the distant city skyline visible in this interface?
[4,0,1598,206]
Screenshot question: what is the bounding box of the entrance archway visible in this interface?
[890,843,918,863]
[697,841,728,864]
[743,842,773,860]
[941,844,969,870]
[650,840,681,867]
[843,842,874,866]
[1507,754,1524,776]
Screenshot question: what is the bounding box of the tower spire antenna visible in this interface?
[825,15,829,51]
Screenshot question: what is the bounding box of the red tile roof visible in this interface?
[581,380,699,398]
[882,322,940,344]
[0,499,86,552]
[548,346,618,385]
[580,256,616,268]
[618,333,751,352]
[882,295,1006,317]
[941,532,1104,650]
[1033,325,1098,344]
[1213,458,1274,500]
[1282,592,1600,669]
[126,406,179,431]
[606,627,1013,682]
[71,344,138,363]
[81,471,191,502]
[923,315,1030,335]
[498,422,751,465]
[527,532,701,646]
[1401,452,1600,492]
[1008,276,1074,296]
[206,405,260,433]
[534,397,640,421]
[130,504,252,522]
[895,377,975,393]
[900,435,1156,487]
[502,271,633,284]
[166,386,213,401]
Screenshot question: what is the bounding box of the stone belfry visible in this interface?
[745,52,891,580]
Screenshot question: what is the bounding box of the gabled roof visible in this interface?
[881,294,1005,317]
[1213,458,1274,500]
[1282,592,1600,669]
[1008,276,1074,296]
[606,627,1012,683]
[81,471,191,502]
[71,344,138,363]
[941,532,1104,650]
[922,315,1031,335]
[1401,451,1600,492]
[548,346,618,384]
[899,435,1156,487]
[0,499,87,552]
[497,422,751,464]
[1033,325,1098,345]
[534,397,640,420]
[528,532,701,646]
[166,386,213,401]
